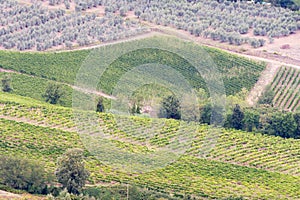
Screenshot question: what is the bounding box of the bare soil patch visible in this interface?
[0,190,21,199]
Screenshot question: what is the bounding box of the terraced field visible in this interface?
[270,66,300,111]
[1,92,300,199]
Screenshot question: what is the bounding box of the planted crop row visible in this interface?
[0,37,266,96]
[133,0,300,46]
[0,0,147,51]
[46,0,300,47]
[270,66,300,111]
[0,72,74,107]
[1,92,299,177]
[1,116,300,199]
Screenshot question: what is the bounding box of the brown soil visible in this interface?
[246,63,280,106]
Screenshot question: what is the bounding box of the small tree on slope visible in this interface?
[55,148,90,195]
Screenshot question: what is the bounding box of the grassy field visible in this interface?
[0,92,299,199]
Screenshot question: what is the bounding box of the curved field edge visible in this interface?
[0,36,265,96]
[0,92,299,199]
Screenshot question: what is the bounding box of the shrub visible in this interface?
[0,156,49,194]
[43,83,65,104]
[55,148,90,195]
[1,75,13,92]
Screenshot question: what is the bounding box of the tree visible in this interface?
[96,97,105,112]
[258,87,274,105]
[1,75,12,92]
[0,156,49,194]
[43,83,64,104]
[268,112,297,138]
[119,7,127,17]
[130,102,141,115]
[199,103,225,126]
[243,109,260,132]
[55,148,90,195]
[199,103,212,124]
[158,95,181,120]
[231,104,244,130]
[292,112,300,138]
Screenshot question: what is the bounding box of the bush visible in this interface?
[258,86,275,105]
[0,156,49,194]
[43,83,65,104]
[158,95,181,120]
[55,148,90,195]
[1,75,13,92]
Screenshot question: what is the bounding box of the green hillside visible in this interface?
[1,36,298,200]
[0,36,265,99]
[1,92,299,199]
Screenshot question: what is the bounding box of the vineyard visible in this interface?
[0,0,299,51]
[0,72,74,107]
[0,0,299,199]
[270,66,300,111]
[0,92,300,199]
[0,36,266,98]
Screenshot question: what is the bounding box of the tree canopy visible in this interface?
[55,148,90,194]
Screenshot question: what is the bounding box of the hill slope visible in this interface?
[0,36,265,100]
[0,92,299,199]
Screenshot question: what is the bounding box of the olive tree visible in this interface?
[43,83,64,104]
[55,148,90,195]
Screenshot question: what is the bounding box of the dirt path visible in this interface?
[140,24,299,106]
[246,63,280,106]
[2,20,300,106]
[0,190,21,199]
[51,30,158,53]
[144,23,300,69]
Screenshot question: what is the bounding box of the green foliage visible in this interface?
[258,86,275,105]
[230,104,244,130]
[0,156,49,194]
[55,149,90,195]
[0,50,90,84]
[0,37,265,98]
[130,102,141,115]
[1,75,12,92]
[199,103,225,126]
[47,188,97,200]
[221,197,244,200]
[1,93,300,199]
[96,97,105,113]
[0,72,73,107]
[268,112,297,138]
[159,95,181,120]
[293,112,300,138]
[199,103,212,124]
[269,67,300,111]
[43,83,65,105]
[243,109,260,132]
